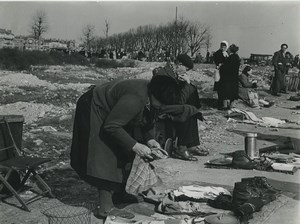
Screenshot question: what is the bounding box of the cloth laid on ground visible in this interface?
[227,108,286,127]
[105,214,188,224]
[157,197,225,216]
[126,148,168,195]
[172,186,231,201]
[156,185,231,216]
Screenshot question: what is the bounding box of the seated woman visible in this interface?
[239,65,274,108]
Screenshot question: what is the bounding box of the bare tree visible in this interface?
[205,31,212,53]
[30,10,48,50]
[186,22,210,57]
[81,24,95,54]
[103,19,110,39]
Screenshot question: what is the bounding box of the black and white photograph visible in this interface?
[0,1,299,223]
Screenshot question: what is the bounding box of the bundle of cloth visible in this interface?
[156,185,231,216]
[227,108,286,127]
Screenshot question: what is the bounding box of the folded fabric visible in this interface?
[204,213,239,224]
[105,216,189,224]
[126,155,159,195]
[228,109,286,127]
[261,117,286,127]
[271,163,297,173]
[157,197,222,216]
[228,108,263,123]
[173,185,231,201]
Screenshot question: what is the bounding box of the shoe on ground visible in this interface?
[187,145,209,156]
[263,101,275,108]
[172,148,198,161]
[94,207,135,220]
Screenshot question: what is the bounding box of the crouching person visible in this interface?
[239,65,274,108]
[151,54,209,161]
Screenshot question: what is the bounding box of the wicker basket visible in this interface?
[42,204,92,224]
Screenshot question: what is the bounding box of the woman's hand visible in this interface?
[132,142,153,159]
[178,73,190,84]
[147,139,161,149]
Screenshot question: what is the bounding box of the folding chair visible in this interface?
[0,116,54,211]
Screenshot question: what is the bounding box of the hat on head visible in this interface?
[229,44,239,53]
[176,54,194,70]
[281,43,288,48]
[220,40,229,48]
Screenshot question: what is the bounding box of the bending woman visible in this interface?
[70,74,202,218]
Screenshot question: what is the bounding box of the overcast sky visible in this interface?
[0,1,299,57]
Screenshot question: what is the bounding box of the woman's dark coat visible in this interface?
[70,78,202,186]
[219,53,240,100]
[213,49,228,91]
[71,79,153,184]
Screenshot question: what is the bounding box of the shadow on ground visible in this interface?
[42,168,98,206]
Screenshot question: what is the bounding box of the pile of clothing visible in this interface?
[105,177,280,224]
[226,108,286,128]
[208,176,280,223]
[157,185,231,216]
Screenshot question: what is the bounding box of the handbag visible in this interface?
[214,69,220,82]
[248,91,259,108]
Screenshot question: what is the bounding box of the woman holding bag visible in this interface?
[213,41,229,109]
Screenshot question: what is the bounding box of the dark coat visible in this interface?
[271,50,289,94]
[70,78,202,186]
[213,49,227,68]
[213,49,228,91]
[272,50,289,73]
[71,79,153,184]
[219,53,240,100]
[238,73,256,102]
[152,63,201,107]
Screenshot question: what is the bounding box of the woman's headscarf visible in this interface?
[220,40,229,49]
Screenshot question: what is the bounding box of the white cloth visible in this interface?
[228,109,286,127]
[261,117,286,127]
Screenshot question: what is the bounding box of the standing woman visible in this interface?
[213,41,229,109]
[219,44,240,109]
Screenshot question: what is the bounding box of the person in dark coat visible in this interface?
[218,44,240,110]
[151,54,208,161]
[213,41,229,109]
[70,64,203,218]
[271,43,289,96]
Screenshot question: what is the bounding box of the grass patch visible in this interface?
[0,48,89,71]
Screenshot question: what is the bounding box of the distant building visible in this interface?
[13,36,26,51]
[24,37,39,51]
[249,53,273,66]
[0,28,15,48]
